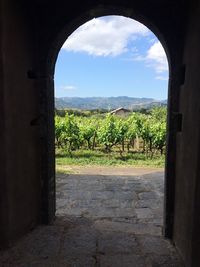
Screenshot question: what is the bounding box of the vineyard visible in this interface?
[55,107,167,168]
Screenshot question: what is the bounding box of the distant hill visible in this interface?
[55,96,167,110]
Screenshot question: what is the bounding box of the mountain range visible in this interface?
[55,96,167,110]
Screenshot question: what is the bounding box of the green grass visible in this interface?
[56,166,75,174]
[56,149,165,168]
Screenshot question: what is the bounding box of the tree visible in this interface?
[152,121,166,155]
[79,118,96,149]
[55,116,65,148]
[150,106,167,155]
[98,114,118,152]
[150,106,167,122]
[115,118,128,152]
[60,114,80,153]
[125,114,138,152]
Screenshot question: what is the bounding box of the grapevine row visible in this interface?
[55,107,167,156]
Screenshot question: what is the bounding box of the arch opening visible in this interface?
[53,14,171,245]
[38,4,178,253]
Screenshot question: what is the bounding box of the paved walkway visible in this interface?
[0,168,183,266]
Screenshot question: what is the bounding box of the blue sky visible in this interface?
[55,16,169,100]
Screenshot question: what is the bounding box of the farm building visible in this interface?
[110,107,131,116]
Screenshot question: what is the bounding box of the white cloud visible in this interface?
[60,85,76,90]
[148,37,157,44]
[133,41,168,76]
[155,75,168,81]
[62,16,150,57]
[146,42,168,73]
[61,16,168,79]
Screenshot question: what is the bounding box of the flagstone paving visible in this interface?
[0,168,183,267]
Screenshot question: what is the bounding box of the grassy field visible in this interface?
[56,149,165,173]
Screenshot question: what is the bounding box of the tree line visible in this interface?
[55,107,167,156]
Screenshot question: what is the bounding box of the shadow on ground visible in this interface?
[0,170,183,266]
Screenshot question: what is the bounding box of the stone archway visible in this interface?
[41,5,180,242]
[5,0,200,266]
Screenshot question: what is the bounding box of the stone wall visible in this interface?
[1,0,200,266]
[173,1,200,266]
[0,0,41,247]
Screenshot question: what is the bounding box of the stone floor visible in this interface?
[0,168,183,267]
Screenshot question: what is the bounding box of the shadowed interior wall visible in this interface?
[0,0,41,247]
[173,1,200,266]
[1,0,200,266]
